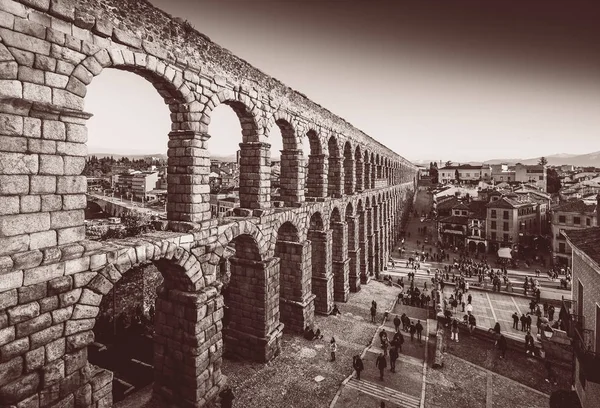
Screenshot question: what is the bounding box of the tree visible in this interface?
[429,162,439,184]
[539,157,548,166]
[547,168,561,193]
[445,160,453,167]
[455,169,460,182]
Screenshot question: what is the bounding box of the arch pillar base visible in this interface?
[348,248,362,292]
[225,257,282,363]
[333,258,350,302]
[280,294,316,334]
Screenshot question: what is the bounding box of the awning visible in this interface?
[497,248,512,259]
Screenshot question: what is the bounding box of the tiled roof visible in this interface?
[564,227,600,267]
[486,197,534,209]
[439,215,469,225]
[436,196,459,210]
[452,202,470,210]
[468,201,488,219]
[554,200,597,214]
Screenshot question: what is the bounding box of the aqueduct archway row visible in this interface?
[0,0,418,407]
[0,185,415,407]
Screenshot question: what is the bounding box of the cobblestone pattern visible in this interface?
[0,0,418,406]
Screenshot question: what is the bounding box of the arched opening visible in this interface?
[305,130,326,199]
[343,141,354,195]
[327,136,342,197]
[270,118,303,207]
[370,153,376,188]
[221,234,282,362]
[207,100,261,217]
[85,68,177,240]
[354,146,363,192]
[345,203,361,292]
[91,264,163,403]
[363,150,371,190]
[478,242,487,253]
[308,212,333,314]
[330,207,349,302]
[275,221,315,332]
[468,241,477,253]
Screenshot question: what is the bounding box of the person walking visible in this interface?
[451,318,459,342]
[375,353,387,380]
[330,337,337,362]
[468,313,476,334]
[512,312,519,330]
[525,331,535,356]
[409,321,416,341]
[389,346,399,373]
[392,330,404,352]
[415,320,424,342]
[353,355,364,380]
[520,313,527,332]
[370,303,377,323]
[393,314,401,332]
[526,314,532,332]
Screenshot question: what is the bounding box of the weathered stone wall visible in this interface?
[0,0,418,406]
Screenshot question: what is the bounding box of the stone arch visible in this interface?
[269,212,308,249]
[330,206,342,223]
[275,221,315,333]
[202,88,263,141]
[308,211,333,314]
[268,111,304,206]
[305,129,327,198]
[330,206,349,302]
[375,153,382,179]
[363,149,371,190]
[343,140,355,195]
[327,135,343,197]
[217,232,282,364]
[354,145,364,192]
[75,50,206,224]
[370,152,376,188]
[211,220,267,262]
[63,242,209,408]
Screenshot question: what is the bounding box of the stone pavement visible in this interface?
[332,302,433,407]
[383,266,542,344]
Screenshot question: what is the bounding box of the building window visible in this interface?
[539,176,543,180]
[587,218,591,226]
[574,217,581,225]
[503,222,509,231]
[491,221,496,230]
[558,243,565,254]
[503,211,509,220]
[491,232,496,241]
[491,210,497,218]
[558,215,566,223]
[503,233,509,242]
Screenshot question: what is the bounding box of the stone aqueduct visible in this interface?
[0,1,418,407]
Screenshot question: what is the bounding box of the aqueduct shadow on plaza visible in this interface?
[0,0,418,407]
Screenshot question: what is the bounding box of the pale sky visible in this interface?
[86,0,600,163]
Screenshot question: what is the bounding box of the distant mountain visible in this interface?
[413,152,600,168]
[483,152,600,167]
[89,152,168,160]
